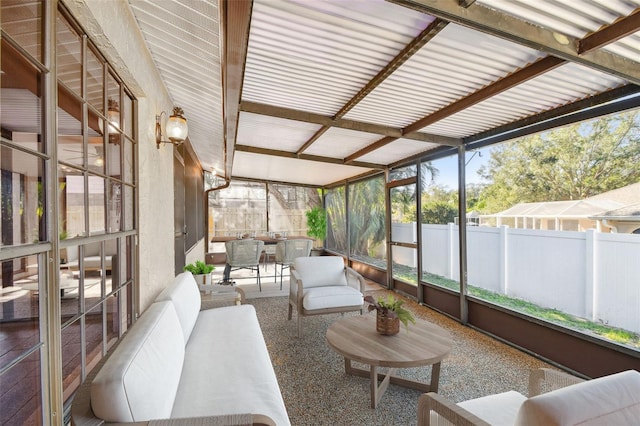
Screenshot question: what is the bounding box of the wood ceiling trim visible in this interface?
[578,8,640,54]
[344,55,564,163]
[240,101,461,145]
[222,0,253,179]
[234,144,385,170]
[389,0,640,85]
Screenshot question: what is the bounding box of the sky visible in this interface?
[428,147,490,190]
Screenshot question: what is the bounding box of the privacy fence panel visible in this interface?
[419,224,640,334]
[595,232,640,332]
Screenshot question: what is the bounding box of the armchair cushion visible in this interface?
[302,285,364,311]
[293,256,347,288]
[456,391,526,426]
[515,369,640,425]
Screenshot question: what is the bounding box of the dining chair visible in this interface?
[274,239,313,289]
[224,239,265,290]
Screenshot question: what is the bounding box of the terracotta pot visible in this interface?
[376,311,400,335]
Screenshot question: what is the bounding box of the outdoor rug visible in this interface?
[248,291,555,425]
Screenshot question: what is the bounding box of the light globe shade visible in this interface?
[166,107,188,143]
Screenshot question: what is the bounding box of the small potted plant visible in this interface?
[305,206,327,255]
[184,260,215,289]
[364,294,416,335]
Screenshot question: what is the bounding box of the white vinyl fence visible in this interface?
[394,223,640,334]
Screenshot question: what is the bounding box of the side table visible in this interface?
[200,283,245,308]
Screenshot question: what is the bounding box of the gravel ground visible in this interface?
[248,291,555,426]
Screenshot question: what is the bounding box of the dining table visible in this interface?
[211,235,313,282]
[210,235,312,245]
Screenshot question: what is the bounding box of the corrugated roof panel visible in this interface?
[343,24,546,128]
[358,139,439,164]
[303,128,381,159]
[237,112,322,151]
[232,151,372,186]
[419,62,627,138]
[129,0,223,172]
[480,0,640,62]
[242,0,434,115]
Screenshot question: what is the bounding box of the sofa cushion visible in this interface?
[453,390,526,426]
[155,272,201,343]
[303,285,363,311]
[171,304,290,426]
[293,256,347,288]
[515,369,640,425]
[91,301,185,422]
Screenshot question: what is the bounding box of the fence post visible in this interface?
[585,229,596,321]
[500,225,508,294]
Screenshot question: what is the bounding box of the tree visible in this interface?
[349,177,386,257]
[421,200,457,224]
[478,112,640,213]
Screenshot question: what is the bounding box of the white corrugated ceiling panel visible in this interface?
[358,139,440,165]
[237,112,322,151]
[480,0,640,62]
[419,62,627,138]
[343,24,546,129]
[304,128,382,159]
[128,0,223,172]
[231,151,372,186]
[242,0,434,116]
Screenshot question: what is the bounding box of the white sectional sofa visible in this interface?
[418,367,640,425]
[71,272,290,426]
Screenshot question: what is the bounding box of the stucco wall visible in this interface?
[62,0,183,311]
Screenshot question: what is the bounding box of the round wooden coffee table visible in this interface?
[326,314,453,408]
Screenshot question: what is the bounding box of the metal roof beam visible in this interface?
[388,0,640,85]
[465,84,640,149]
[240,101,461,145]
[294,18,449,155]
[345,55,563,162]
[578,8,640,54]
[234,144,386,170]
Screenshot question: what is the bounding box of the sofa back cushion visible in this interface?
[91,301,185,422]
[294,256,347,288]
[155,272,201,343]
[515,369,640,425]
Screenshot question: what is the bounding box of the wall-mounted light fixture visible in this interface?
[107,98,121,145]
[97,98,121,144]
[156,106,188,149]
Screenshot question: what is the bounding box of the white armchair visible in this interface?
[418,368,640,426]
[288,256,365,337]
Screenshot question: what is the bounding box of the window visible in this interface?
[348,176,386,267]
[465,112,640,351]
[420,156,461,292]
[0,4,138,423]
[325,186,346,254]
